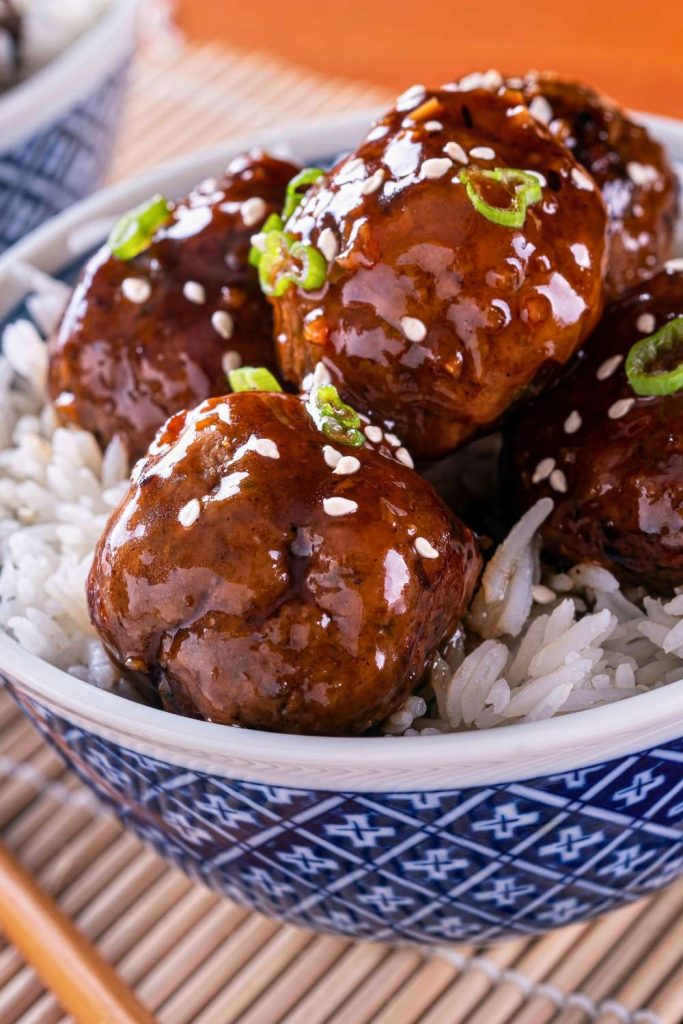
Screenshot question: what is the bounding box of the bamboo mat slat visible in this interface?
[1,33,683,1024]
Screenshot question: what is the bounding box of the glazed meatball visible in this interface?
[270,85,608,460]
[505,265,683,590]
[514,72,679,298]
[48,150,299,460]
[88,387,481,735]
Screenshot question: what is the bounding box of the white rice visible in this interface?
[10,1,112,78]
[0,268,682,729]
[0,283,131,694]
[389,500,683,734]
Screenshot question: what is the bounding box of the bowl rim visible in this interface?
[0,0,140,151]
[1,106,683,790]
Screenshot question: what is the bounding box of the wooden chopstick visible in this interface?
[0,840,156,1023]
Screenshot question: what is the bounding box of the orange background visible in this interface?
[177,1,683,118]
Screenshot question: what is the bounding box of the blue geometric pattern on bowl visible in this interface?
[0,60,129,253]
[7,680,683,945]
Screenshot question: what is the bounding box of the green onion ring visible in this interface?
[282,167,325,220]
[248,213,283,268]
[108,194,172,260]
[257,229,326,297]
[458,168,543,228]
[625,316,683,397]
[228,366,283,393]
[309,383,365,447]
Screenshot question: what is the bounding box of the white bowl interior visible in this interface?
[0,0,140,151]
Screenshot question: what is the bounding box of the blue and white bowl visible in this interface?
[0,111,682,945]
[0,0,139,253]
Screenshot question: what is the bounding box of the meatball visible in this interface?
[514,72,679,298]
[505,265,683,590]
[48,150,299,460]
[88,386,481,735]
[270,85,608,461]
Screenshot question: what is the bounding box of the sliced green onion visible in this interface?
[228,366,283,393]
[258,230,326,297]
[458,168,542,228]
[248,212,283,268]
[108,194,171,260]
[309,384,365,447]
[625,316,683,397]
[289,241,327,290]
[282,167,324,220]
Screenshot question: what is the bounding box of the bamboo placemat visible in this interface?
[1,30,683,1024]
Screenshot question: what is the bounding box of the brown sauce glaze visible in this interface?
[88,390,481,735]
[48,150,299,460]
[505,266,683,589]
[272,86,608,461]
[516,73,679,299]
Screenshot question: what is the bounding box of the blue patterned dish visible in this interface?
[0,0,138,253]
[0,111,682,945]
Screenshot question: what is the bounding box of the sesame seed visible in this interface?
[178,498,200,528]
[384,432,401,448]
[424,120,443,132]
[470,146,496,160]
[254,438,279,459]
[626,162,658,187]
[532,584,556,605]
[334,455,361,475]
[459,70,502,91]
[241,196,267,227]
[506,76,524,89]
[444,141,467,163]
[596,354,623,380]
[323,445,342,468]
[458,71,485,90]
[250,230,267,254]
[400,316,427,342]
[212,310,234,339]
[364,424,383,443]
[608,398,635,420]
[396,447,414,468]
[637,312,656,334]
[414,536,439,559]
[395,84,427,112]
[313,362,332,386]
[323,496,358,517]
[549,468,568,493]
[421,157,453,180]
[221,350,242,374]
[197,177,217,195]
[183,281,206,304]
[121,278,151,304]
[571,167,594,191]
[340,157,366,182]
[532,457,555,484]
[529,95,553,124]
[318,227,338,262]
[482,68,504,90]
[564,410,582,434]
[527,170,547,187]
[665,257,683,272]
[361,168,385,195]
